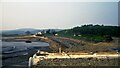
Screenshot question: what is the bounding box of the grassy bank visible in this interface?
[44,30,106,43]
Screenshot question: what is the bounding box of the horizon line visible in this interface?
[1,24,119,31]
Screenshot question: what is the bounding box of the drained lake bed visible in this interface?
[1,41,51,68]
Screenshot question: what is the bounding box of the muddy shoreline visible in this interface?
[1,37,52,68]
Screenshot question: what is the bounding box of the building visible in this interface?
[35,32,43,36]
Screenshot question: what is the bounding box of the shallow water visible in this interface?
[2,42,49,54]
[1,41,50,67]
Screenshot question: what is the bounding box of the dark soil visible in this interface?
[33,58,119,67]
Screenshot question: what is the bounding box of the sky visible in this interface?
[0,0,119,30]
[1,0,120,2]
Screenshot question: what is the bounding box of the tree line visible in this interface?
[71,24,120,37]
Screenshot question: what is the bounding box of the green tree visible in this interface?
[25,31,31,35]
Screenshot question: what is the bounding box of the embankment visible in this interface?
[45,36,119,53]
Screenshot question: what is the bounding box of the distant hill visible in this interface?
[58,24,120,37]
[1,28,62,35]
[57,24,120,42]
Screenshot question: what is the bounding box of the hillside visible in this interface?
[1,28,62,36]
[57,24,120,42]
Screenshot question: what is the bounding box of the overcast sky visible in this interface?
[0,0,119,30]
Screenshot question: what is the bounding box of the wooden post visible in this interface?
[59,47,61,53]
[29,57,33,68]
